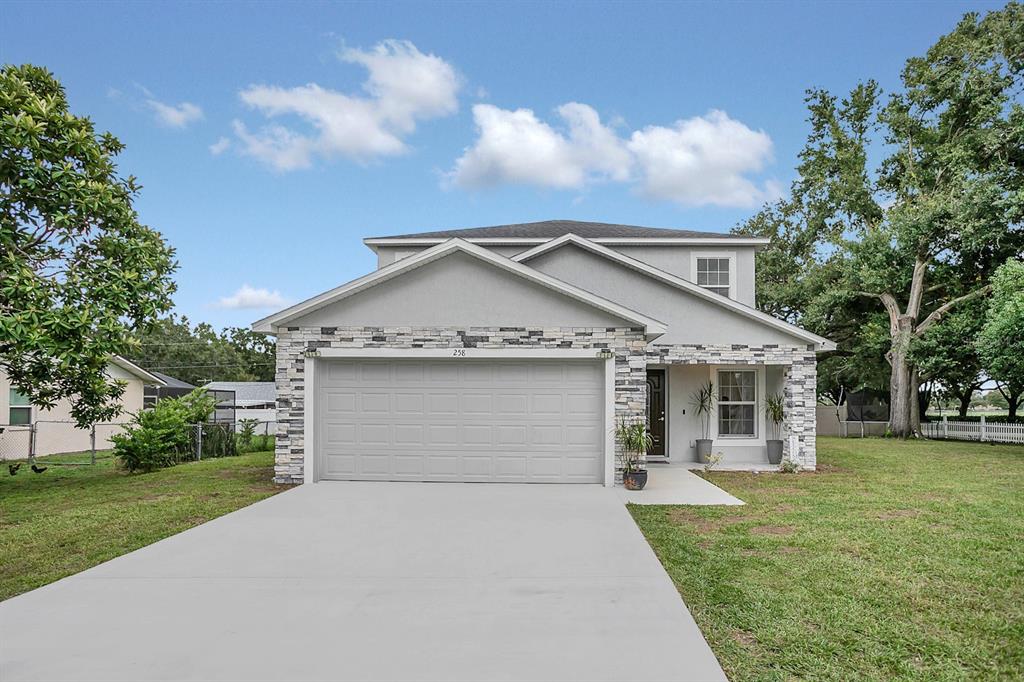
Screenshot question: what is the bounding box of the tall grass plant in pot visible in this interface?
[764,393,785,464]
[690,381,716,462]
[615,419,652,490]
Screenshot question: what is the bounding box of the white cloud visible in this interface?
[209,137,231,155]
[628,110,776,207]
[215,284,289,310]
[234,39,460,171]
[146,98,204,128]
[448,105,778,208]
[447,102,630,189]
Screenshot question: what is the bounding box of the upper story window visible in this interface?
[9,388,32,425]
[696,257,732,297]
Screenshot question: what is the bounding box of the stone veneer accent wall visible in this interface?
[646,343,818,469]
[273,326,649,484]
[274,329,818,483]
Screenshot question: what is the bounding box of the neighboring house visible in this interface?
[0,356,165,460]
[202,381,277,431]
[253,220,834,485]
[143,371,196,408]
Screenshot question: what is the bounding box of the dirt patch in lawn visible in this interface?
[731,630,757,647]
[668,508,745,533]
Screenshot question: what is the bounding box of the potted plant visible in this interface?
[690,381,715,462]
[764,393,785,465]
[615,418,652,490]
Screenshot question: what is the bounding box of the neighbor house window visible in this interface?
[696,257,731,297]
[9,389,32,425]
[718,370,755,437]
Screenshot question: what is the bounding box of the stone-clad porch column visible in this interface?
[782,350,818,469]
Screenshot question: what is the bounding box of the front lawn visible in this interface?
[631,437,1024,681]
[0,451,288,601]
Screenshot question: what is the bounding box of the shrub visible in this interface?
[112,389,217,472]
[235,419,274,454]
[779,458,800,474]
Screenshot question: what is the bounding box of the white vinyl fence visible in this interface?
[922,416,1024,444]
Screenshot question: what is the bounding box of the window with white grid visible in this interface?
[696,257,731,297]
[717,370,756,437]
[9,388,32,425]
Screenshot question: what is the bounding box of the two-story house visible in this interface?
[254,220,833,485]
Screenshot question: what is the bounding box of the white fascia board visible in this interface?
[111,355,166,386]
[514,234,836,351]
[252,238,667,337]
[363,236,770,247]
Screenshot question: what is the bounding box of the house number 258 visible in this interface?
[452,349,466,357]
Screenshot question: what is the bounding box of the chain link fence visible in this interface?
[1,420,277,464]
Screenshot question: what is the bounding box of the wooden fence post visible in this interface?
[942,415,948,439]
[979,415,987,442]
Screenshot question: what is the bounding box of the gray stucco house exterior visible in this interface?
[254,220,834,485]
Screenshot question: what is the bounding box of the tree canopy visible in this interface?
[1,65,177,425]
[126,315,275,387]
[978,259,1024,419]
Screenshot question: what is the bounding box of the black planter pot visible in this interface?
[766,440,784,465]
[623,470,648,491]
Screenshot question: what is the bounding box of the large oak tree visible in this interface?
[737,4,1024,436]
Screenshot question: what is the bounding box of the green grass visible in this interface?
[630,437,1024,681]
[0,451,288,601]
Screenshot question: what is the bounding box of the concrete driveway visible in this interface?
[0,483,726,682]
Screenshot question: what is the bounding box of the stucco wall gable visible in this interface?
[528,244,808,346]
[287,251,633,329]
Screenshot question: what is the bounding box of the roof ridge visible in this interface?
[367,219,754,241]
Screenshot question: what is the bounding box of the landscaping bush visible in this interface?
[112,389,217,472]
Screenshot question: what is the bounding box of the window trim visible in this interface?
[716,368,757,439]
[690,251,737,300]
[8,388,33,426]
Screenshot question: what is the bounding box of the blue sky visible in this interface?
[2,0,1002,329]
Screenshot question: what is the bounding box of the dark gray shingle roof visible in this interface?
[151,371,195,389]
[369,219,747,241]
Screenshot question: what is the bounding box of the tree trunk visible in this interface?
[887,322,919,438]
[1010,395,1020,423]
[958,393,972,418]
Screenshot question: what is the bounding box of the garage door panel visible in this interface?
[359,393,390,413]
[318,359,604,483]
[325,392,357,414]
[461,393,493,414]
[393,393,424,414]
[358,423,390,445]
[463,424,493,445]
[427,424,458,445]
[495,393,528,414]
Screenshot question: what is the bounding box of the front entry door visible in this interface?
[646,369,666,458]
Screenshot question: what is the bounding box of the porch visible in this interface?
[638,344,818,471]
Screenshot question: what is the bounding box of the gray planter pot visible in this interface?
[695,439,713,462]
[766,439,784,465]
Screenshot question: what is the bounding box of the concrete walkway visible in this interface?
[0,482,726,682]
[618,463,746,505]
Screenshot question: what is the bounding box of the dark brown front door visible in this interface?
[646,369,666,457]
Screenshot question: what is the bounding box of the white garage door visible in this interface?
[316,358,605,483]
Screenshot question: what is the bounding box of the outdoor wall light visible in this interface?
[596,348,615,360]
